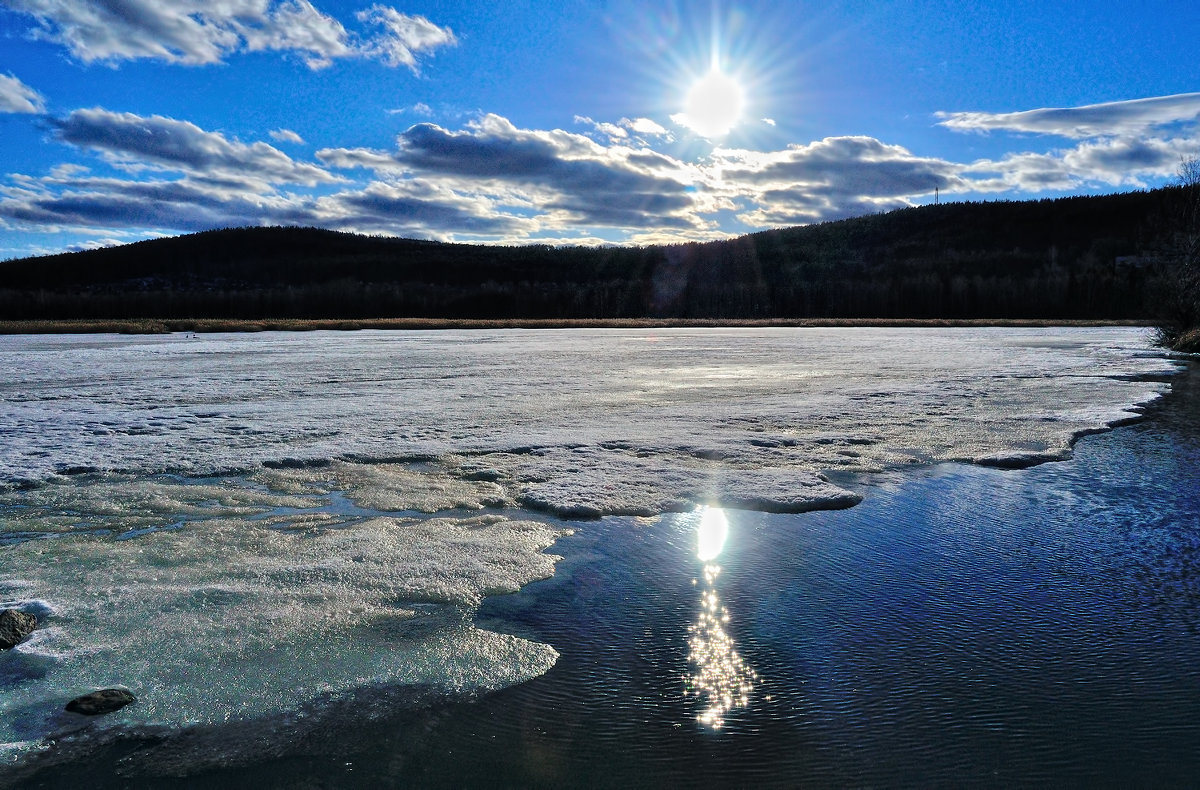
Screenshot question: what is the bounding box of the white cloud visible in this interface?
[6,96,1199,250]
[595,122,627,139]
[574,115,628,141]
[355,6,457,72]
[714,136,963,194]
[386,103,433,116]
[709,136,965,227]
[761,118,776,127]
[622,117,669,136]
[64,237,124,251]
[53,108,338,186]
[315,179,532,236]
[3,0,456,70]
[0,72,46,114]
[965,135,1200,191]
[0,167,533,240]
[937,92,1200,139]
[939,93,1200,192]
[319,113,704,230]
[49,163,88,178]
[270,128,306,144]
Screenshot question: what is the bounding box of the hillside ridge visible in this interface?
[0,188,1185,321]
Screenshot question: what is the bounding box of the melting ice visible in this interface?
[0,327,1180,768]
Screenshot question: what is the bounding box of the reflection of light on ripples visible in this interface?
[685,508,758,729]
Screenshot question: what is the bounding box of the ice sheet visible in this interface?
[1,514,568,758]
[0,327,1175,513]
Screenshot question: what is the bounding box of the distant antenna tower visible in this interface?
[935,187,939,205]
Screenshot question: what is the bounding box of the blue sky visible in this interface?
[1,0,1198,258]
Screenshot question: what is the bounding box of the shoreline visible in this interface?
[0,317,1155,335]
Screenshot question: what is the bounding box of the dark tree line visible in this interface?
[1150,159,1200,349]
[0,188,1189,322]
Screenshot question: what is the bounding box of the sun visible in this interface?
[674,68,745,139]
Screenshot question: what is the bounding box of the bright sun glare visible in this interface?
[676,69,745,139]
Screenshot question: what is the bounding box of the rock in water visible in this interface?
[0,608,36,649]
[66,689,137,716]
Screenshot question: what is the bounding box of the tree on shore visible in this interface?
[1154,156,1200,350]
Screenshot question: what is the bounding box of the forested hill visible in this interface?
[0,188,1186,320]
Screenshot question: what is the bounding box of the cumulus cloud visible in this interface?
[938,92,1200,139]
[1,112,539,239]
[0,170,527,239]
[1,176,269,231]
[714,137,961,193]
[933,92,1200,196]
[6,94,1198,249]
[966,135,1200,192]
[709,136,964,226]
[320,117,963,231]
[270,128,306,144]
[52,109,337,185]
[319,113,704,229]
[3,0,455,70]
[317,180,530,235]
[0,72,45,114]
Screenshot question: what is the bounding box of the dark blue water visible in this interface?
[12,363,1199,788]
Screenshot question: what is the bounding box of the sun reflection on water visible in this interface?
[684,507,759,729]
[696,505,729,562]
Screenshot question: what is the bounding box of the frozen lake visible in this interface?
[0,327,1191,785]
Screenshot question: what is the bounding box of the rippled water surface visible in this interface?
[248,363,1196,789]
[1,329,1195,787]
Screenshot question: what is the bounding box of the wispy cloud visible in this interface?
[574,115,628,141]
[269,128,306,144]
[355,5,457,72]
[386,103,433,116]
[64,237,125,252]
[622,118,669,136]
[0,72,45,114]
[3,0,456,70]
[937,92,1200,139]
